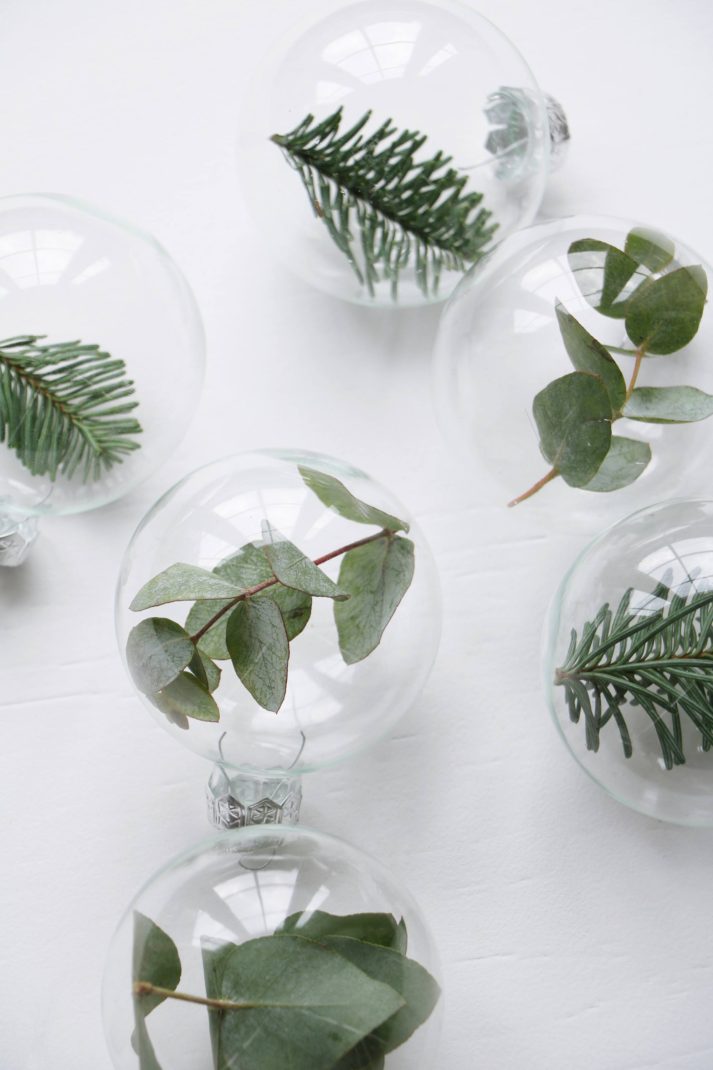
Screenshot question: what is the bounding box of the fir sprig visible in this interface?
[272,107,497,299]
[509,229,710,506]
[0,334,142,482]
[556,585,713,768]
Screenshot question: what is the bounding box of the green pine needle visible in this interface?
[0,334,142,483]
[556,585,713,768]
[272,107,498,299]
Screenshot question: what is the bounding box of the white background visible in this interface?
[2,1,713,1067]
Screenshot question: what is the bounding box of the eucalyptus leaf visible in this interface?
[625,265,707,354]
[132,913,182,1070]
[226,598,289,712]
[261,520,348,600]
[186,544,312,657]
[323,937,441,1055]
[582,436,651,492]
[188,649,221,693]
[277,911,408,954]
[148,671,220,724]
[624,227,675,273]
[532,372,612,487]
[299,466,409,533]
[204,933,404,1070]
[126,618,195,694]
[130,563,245,611]
[568,238,644,317]
[335,536,415,664]
[623,385,713,423]
[555,301,625,409]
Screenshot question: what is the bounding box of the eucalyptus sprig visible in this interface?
[132,908,440,1070]
[126,467,415,726]
[272,107,497,299]
[556,584,713,768]
[0,334,142,482]
[509,229,710,506]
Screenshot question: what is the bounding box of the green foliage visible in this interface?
[0,334,141,482]
[555,586,713,768]
[272,108,497,299]
[532,372,612,487]
[132,910,439,1070]
[335,536,415,665]
[132,912,181,1070]
[127,466,415,721]
[510,229,710,505]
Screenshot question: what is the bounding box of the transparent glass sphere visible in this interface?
[103,826,443,1070]
[115,449,441,775]
[0,193,204,527]
[434,215,713,527]
[545,499,713,825]
[238,0,559,307]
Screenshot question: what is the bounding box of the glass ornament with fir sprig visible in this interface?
[0,194,204,565]
[545,499,713,825]
[238,0,569,307]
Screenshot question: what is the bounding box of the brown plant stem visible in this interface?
[190,528,391,644]
[134,981,259,1013]
[507,467,558,508]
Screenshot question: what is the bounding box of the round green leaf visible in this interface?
[335,536,415,665]
[532,372,612,487]
[624,227,675,273]
[126,618,194,694]
[148,671,220,723]
[582,436,651,492]
[625,265,708,354]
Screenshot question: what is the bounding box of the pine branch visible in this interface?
[0,334,142,482]
[555,586,713,768]
[272,107,498,299]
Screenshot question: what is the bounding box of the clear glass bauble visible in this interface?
[115,450,441,777]
[238,0,566,307]
[102,826,443,1069]
[544,499,713,825]
[0,193,204,561]
[434,215,713,528]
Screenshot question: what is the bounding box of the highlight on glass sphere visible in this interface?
[0,193,205,565]
[238,0,568,307]
[115,449,441,782]
[544,499,713,825]
[434,215,713,522]
[103,826,442,1070]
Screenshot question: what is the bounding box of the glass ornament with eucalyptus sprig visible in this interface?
[434,215,713,528]
[115,450,441,829]
[238,0,569,307]
[103,826,443,1070]
[545,499,713,825]
[0,193,204,565]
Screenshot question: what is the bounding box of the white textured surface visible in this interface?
[2,1,713,1067]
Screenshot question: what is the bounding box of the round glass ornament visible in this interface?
[434,215,713,526]
[545,499,713,825]
[115,449,441,826]
[238,0,569,307]
[0,193,205,565]
[103,826,442,1070]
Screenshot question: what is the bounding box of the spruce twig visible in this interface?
[272,107,497,299]
[555,586,713,768]
[0,334,142,482]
